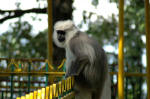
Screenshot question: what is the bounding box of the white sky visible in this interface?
[0,0,118,34]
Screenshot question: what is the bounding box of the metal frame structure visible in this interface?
[0,0,149,99]
[118,0,150,99]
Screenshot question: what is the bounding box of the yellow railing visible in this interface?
[16,77,75,99]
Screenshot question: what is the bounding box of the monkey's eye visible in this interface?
[56,30,66,35]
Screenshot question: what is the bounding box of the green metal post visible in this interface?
[28,63,31,93]
[19,63,22,97]
[10,64,14,99]
[45,63,49,86]
[19,77,21,97]
[1,91,4,99]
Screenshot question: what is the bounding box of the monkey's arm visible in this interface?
[65,55,89,78]
[65,35,91,78]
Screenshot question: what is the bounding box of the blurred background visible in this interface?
[0,0,148,99]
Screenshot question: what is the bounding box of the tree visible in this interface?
[0,0,73,66]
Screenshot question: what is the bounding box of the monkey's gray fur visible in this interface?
[53,20,111,99]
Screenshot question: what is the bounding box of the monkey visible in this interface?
[53,20,111,99]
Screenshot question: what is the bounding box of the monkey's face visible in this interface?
[56,30,66,42]
[53,20,78,48]
[53,29,66,48]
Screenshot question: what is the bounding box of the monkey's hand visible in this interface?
[65,61,79,78]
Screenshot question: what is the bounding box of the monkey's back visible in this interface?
[69,32,108,91]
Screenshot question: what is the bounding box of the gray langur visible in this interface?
[53,20,111,99]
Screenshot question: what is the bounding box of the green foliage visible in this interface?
[81,0,146,98]
[91,0,99,7]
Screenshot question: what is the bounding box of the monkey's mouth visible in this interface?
[57,30,66,42]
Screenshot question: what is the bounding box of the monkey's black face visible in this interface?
[57,30,66,42]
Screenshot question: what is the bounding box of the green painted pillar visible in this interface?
[45,63,49,86]
[1,91,4,99]
[10,64,14,99]
[27,63,31,93]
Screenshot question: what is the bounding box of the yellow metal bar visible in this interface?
[145,0,150,98]
[62,80,65,93]
[33,91,37,99]
[46,86,49,99]
[0,72,65,76]
[69,77,72,89]
[47,0,53,64]
[52,84,56,97]
[0,72,147,77]
[16,97,21,99]
[67,78,69,91]
[41,88,45,99]
[37,89,42,99]
[118,0,124,98]
[71,77,74,88]
[64,79,67,92]
[59,81,62,95]
[26,94,29,99]
[21,96,26,99]
[49,85,53,99]
[29,93,33,99]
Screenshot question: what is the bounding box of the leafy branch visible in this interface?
[0,8,47,23]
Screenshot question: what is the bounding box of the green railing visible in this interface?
[0,58,66,99]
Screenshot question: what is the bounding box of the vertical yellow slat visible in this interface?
[26,94,30,99]
[56,83,59,97]
[65,79,67,92]
[53,84,56,97]
[145,0,150,98]
[69,77,71,90]
[16,97,21,99]
[62,80,65,93]
[71,77,74,88]
[46,86,49,99]
[59,81,62,95]
[34,91,37,99]
[47,0,53,64]
[37,90,41,99]
[41,88,45,99]
[29,93,33,99]
[21,96,26,99]
[49,85,53,99]
[67,78,70,91]
[118,0,124,99]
